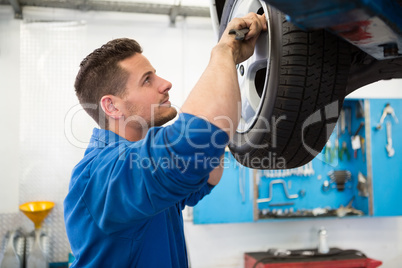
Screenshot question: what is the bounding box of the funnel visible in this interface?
[19,201,55,229]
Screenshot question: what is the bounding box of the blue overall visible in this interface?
[64,113,229,267]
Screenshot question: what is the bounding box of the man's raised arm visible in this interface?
[181,13,267,139]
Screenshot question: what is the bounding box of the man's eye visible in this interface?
[144,77,150,84]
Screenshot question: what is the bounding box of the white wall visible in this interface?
[0,5,401,267]
[348,79,402,99]
[0,6,20,213]
[185,217,402,268]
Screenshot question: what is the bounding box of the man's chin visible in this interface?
[152,108,178,127]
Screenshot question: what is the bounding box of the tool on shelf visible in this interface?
[338,141,350,161]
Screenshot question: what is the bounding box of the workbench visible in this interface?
[244,248,382,268]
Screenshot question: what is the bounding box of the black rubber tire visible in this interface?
[215,0,226,23]
[219,1,352,169]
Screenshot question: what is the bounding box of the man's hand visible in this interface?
[217,12,267,64]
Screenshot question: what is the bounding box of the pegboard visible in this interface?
[194,98,402,223]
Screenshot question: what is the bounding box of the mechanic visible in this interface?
[64,12,267,268]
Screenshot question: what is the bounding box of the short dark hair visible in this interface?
[74,38,143,128]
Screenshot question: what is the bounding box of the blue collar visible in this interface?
[89,128,126,148]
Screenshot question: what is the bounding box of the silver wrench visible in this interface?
[377,103,399,129]
[256,179,299,203]
[386,121,395,157]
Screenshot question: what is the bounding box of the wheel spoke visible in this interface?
[230,0,271,133]
[239,67,255,111]
[254,31,269,62]
[231,0,264,18]
[238,68,255,129]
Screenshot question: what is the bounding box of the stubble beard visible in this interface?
[151,107,178,127]
[125,101,178,129]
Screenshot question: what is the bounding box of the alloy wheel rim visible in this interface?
[229,0,271,133]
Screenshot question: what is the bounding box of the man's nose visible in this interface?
[158,76,172,94]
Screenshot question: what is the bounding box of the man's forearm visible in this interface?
[207,154,225,186]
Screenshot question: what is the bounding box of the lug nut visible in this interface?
[239,65,244,76]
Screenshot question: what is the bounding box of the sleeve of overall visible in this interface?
[86,113,229,234]
[179,183,215,208]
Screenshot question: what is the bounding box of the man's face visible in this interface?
[118,53,177,128]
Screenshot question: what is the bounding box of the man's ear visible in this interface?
[100,95,123,120]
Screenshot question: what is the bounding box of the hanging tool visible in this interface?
[338,141,350,161]
[353,121,364,136]
[356,100,365,118]
[357,172,369,197]
[360,136,366,162]
[340,109,346,134]
[323,140,335,163]
[334,139,339,160]
[336,197,364,217]
[228,28,250,40]
[328,170,351,191]
[351,122,364,158]
[386,121,395,157]
[238,163,246,203]
[256,179,299,203]
[336,119,341,138]
[345,107,352,135]
[298,189,306,198]
[376,103,399,129]
[322,180,330,192]
[307,162,314,176]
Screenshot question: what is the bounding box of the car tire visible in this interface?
[219,0,353,169]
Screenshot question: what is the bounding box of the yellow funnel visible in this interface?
[19,201,55,229]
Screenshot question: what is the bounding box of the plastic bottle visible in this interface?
[318,227,329,254]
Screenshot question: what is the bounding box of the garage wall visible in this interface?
[0,7,20,214]
[0,5,401,267]
[348,79,402,99]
